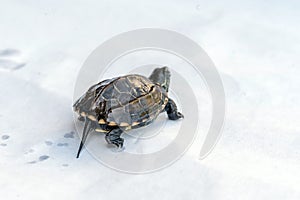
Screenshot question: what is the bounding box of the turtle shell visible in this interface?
[73,74,168,129]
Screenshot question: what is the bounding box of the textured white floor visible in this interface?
[0,0,300,199]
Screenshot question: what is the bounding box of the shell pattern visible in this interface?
[73,74,168,130]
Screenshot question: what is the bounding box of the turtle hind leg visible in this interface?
[105,128,124,148]
[165,98,184,120]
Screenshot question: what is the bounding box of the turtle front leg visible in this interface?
[105,128,124,148]
[165,98,184,120]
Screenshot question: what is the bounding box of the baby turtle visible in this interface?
[73,67,184,158]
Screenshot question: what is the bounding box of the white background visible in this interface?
[0,0,300,199]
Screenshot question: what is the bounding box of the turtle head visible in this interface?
[149,66,171,92]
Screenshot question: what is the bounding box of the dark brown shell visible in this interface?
[73,75,168,128]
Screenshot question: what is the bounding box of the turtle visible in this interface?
[73,66,184,158]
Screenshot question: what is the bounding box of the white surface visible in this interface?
[0,0,300,199]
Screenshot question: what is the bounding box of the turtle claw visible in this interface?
[111,138,124,148]
[178,112,184,119]
[111,144,125,152]
[168,112,184,120]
